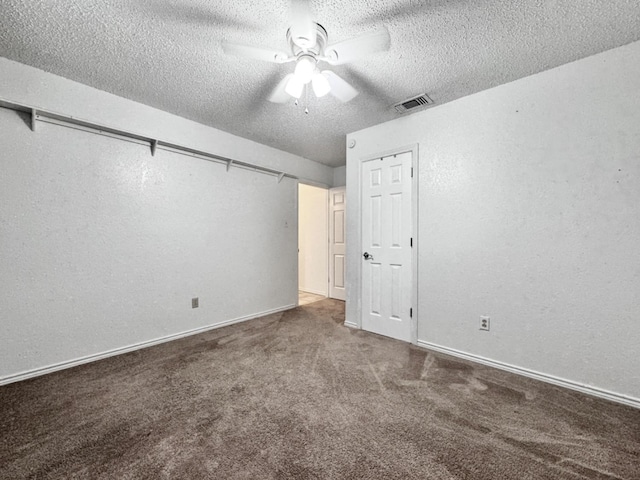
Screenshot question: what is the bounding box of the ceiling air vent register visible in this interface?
[394,94,434,114]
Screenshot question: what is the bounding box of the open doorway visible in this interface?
[298,184,329,305]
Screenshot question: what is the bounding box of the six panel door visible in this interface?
[361,152,413,342]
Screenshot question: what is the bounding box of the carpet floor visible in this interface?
[1,299,639,479]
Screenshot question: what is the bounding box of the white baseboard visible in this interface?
[343,321,358,329]
[299,288,328,297]
[0,304,295,386]
[417,340,640,410]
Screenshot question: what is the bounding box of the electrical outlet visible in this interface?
[192,297,199,309]
[480,316,490,331]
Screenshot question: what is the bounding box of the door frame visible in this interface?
[353,144,419,344]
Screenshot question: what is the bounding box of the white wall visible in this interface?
[0,59,332,382]
[298,184,328,296]
[346,40,640,402]
[0,58,334,187]
[332,165,346,187]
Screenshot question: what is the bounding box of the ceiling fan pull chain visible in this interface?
[304,83,310,114]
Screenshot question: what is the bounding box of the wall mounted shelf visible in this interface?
[0,98,297,183]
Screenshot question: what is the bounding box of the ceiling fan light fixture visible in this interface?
[294,54,316,84]
[311,71,331,97]
[223,4,386,106]
[285,75,304,98]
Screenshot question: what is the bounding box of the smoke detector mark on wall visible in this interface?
[394,94,434,114]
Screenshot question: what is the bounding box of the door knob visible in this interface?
[363,252,373,260]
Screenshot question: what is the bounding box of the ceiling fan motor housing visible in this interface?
[287,23,328,58]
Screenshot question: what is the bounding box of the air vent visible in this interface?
[393,94,434,114]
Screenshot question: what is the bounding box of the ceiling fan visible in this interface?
[222,0,390,105]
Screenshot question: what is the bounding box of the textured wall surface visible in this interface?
[345,41,640,400]
[298,184,328,296]
[0,58,334,186]
[0,105,298,380]
[332,166,346,187]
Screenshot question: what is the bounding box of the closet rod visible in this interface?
[0,98,298,182]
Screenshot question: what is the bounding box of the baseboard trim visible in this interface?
[0,304,295,386]
[343,321,358,329]
[417,340,640,410]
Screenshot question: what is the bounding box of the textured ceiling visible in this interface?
[1,1,640,167]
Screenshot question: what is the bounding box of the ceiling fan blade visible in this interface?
[322,71,359,102]
[324,27,390,65]
[222,42,291,63]
[269,74,295,103]
[290,0,317,50]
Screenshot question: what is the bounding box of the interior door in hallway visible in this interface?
[329,187,346,300]
[361,151,413,342]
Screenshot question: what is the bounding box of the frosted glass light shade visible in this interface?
[311,71,331,97]
[285,75,304,98]
[294,55,316,84]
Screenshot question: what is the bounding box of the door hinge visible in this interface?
[411,167,414,177]
[410,308,413,318]
[410,237,413,247]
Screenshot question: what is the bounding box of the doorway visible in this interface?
[298,184,328,305]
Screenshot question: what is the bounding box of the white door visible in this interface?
[329,187,346,300]
[361,151,413,342]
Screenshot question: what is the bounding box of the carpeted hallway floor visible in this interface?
[1,299,639,479]
[298,291,326,306]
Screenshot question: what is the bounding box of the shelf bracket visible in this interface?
[0,97,304,184]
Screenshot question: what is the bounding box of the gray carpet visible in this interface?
[1,299,639,479]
